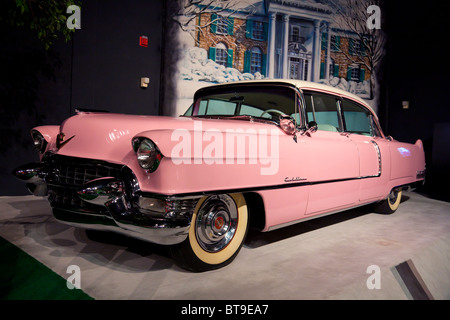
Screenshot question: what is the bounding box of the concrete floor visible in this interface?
[0,191,449,300]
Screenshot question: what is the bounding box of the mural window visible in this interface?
[330,35,340,51]
[252,21,264,40]
[215,43,228,67]
[348,38,366,56]
[347,64,365,82]
[348,38,359,55]
[353,39,361,55]
[246,19,267,41]
[290,25,300,42]
[250,47,262,74]
[350,65,360,81]
[290,25,311,44]
[216,15,229,35]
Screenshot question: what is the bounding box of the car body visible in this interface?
[13,79,426,271]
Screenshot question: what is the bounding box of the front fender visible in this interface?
[133,123,283,168]
[131,123,292,196]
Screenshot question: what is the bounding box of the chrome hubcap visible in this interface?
[195,195,238,253]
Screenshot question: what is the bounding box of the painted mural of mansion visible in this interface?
[194,0,372,96]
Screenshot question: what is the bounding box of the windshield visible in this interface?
[183,84,298,123]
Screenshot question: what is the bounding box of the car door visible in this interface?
[301,91,360,215]
[340,98,388,202]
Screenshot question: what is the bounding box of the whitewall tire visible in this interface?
[374,188,403,214]
[171,193,249,272]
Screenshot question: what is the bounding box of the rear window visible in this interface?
[341,99,372,136]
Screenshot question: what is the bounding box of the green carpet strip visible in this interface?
[0,236,93,300]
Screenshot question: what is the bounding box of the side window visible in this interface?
[304,92,341,132]
[341,99,372,136]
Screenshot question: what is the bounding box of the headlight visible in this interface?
[132,137,163,172]
[31,130,47,154]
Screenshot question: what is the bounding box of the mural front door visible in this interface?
[289,57,309,81]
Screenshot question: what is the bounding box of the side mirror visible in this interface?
[302,121,318,136]
[279,116,296,135]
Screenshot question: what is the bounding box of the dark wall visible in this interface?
[380,1,450,201]
[1,0,164,195]
[71,0,163,115]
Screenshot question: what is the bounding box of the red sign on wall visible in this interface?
[139,36,148,47]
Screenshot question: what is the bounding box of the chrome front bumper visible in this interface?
[13,159,200,245]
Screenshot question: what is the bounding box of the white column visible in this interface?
[311,19,321,82]
[282,14,290,78]
[268,12,277,79]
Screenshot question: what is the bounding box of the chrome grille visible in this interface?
[54,162,121,186]
[47,156,123,213]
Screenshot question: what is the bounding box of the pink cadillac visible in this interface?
[13,80,426,272]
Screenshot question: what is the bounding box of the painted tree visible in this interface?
[327,0,386,100]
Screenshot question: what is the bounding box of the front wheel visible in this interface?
[374,187,403,214]
[170,193,249,272]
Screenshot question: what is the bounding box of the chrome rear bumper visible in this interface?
[13,158,200,245]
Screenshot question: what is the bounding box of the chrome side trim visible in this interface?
[360,140,382,179]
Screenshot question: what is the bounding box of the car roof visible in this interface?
[197,79,376,115]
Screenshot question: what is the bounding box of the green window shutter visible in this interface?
[349,38,354,55]
[335,36,341,50]
[333,64,339,77]
[244,50,251,73]
[320,62,325,79]
[227,17,234,35]
[359,68,365,82]
[246,19,253,39]
[261,53,267,75]
[227,48,233,68]
[209,47,216,61]
[347,66,352,81]
[263,22,268,41]
[211,13,217,34]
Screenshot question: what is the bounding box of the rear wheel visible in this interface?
[374,187,403,214]
[171,193,249,272]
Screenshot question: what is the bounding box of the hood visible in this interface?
[54,112,282,166]
[56,112,192,165]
